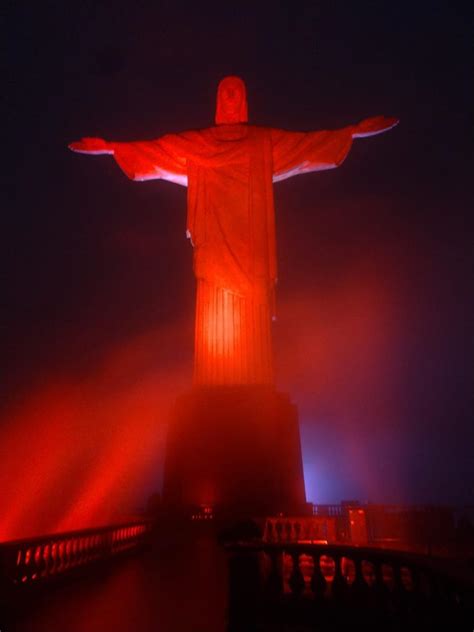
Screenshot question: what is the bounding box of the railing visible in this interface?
[225,542,474,629]
[263,516,336,544]
[312,504,345,517]
[0,520,151,591]
[308,503,470,554]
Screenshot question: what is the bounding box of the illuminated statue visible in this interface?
[70,76,397,387]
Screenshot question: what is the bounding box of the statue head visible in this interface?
[215,76,248,125]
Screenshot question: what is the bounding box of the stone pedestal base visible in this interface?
[163,386,306,516]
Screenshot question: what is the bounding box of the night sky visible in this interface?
[2,1,473,536]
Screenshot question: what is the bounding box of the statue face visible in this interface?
[215,76,248,125]
[220,80,244,116]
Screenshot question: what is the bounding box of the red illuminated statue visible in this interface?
[70,76,397,387]
[70,77,398,513]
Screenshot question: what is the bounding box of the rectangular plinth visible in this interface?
[163,386,306,517]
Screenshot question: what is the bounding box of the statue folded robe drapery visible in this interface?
[70,75,397,386]
[110,123,354,385]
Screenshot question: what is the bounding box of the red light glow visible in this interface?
[0,321,189,542]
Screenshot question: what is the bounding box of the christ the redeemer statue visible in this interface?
[70,76,397,386]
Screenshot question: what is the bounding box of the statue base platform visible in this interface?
[162,385,306,517]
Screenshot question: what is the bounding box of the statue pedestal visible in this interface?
[163,386,306,516]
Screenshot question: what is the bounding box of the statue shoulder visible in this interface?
[161,128,210,143]
[249,126,291,143]
[248,125,272,137]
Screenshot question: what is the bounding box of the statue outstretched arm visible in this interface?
[69,137,113,154]
[271,116,398,182]
[69,135,189,186]
[352,116,399,138]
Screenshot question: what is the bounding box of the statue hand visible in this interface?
[68,137,114,154]
[353,116,399,138]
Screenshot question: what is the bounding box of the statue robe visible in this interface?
[112,124,354,385]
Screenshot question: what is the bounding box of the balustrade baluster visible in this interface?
[288,551,305,598]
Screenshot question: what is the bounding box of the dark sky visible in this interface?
[2,0,473,529]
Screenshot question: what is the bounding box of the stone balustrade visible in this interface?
[0,521,151,591]
[226,541,474,629]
